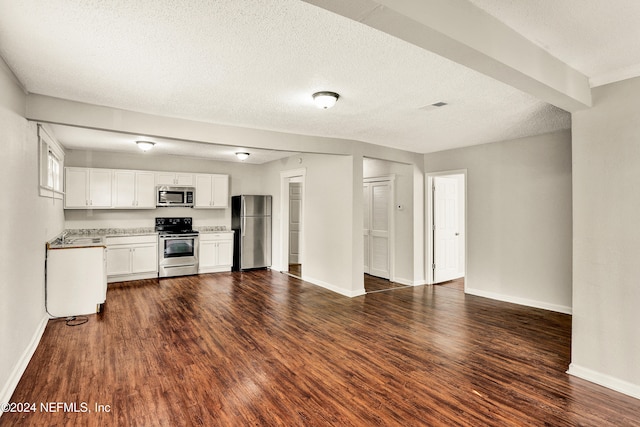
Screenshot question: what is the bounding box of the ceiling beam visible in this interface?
[303,0,592,112]
[25,94,423,164]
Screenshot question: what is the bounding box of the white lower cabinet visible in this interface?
[106,234,158,283]
[199,232,234,273]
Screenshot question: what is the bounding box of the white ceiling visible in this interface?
[466,0,640,87]
[1,1,638,157]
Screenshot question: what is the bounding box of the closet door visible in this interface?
[369,182,391,279]
[363,180,391,279]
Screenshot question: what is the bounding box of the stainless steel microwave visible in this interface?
[157,186,195,207]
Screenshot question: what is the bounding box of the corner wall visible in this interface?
[0,60,65,408]
[424,130,573,313]
[363,158,416,284]
[570,77,640,398]
[261,153,364,296]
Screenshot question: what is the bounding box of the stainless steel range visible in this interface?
[156,217,199,278]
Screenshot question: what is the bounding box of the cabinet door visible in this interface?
[175,173,194,186]
[113,171,136,208]
[211,175,229,208]
[131,244,158,274]
[89,169,112,207]
[135,172,156,208]
[199,240,217,269]
[195,175,213,208]
[217,240,233,266]
[155,172,176,185]
[64,168,89,208]
[106,247,132,276]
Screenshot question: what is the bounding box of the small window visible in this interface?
[39,125,64,198]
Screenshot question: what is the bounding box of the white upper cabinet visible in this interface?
[113,170,155,209]
[195,174,229,208]
[64,167,112,209]
[64,167,228,210]
[156,172,194,186]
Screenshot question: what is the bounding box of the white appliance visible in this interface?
[46,245,107,317]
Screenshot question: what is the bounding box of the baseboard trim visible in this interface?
[465,287,572,314]
[302,275,366,298]
[567,363,640,400]
[0,314,48,415]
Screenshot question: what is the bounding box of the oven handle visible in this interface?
[159,234,199,239]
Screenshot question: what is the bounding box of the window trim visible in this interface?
[38,124,65,199]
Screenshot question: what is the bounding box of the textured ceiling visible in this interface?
[0,1,632,157]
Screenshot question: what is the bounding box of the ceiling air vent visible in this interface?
[419,101,448,111]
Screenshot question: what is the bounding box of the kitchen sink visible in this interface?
[64,237,103,245]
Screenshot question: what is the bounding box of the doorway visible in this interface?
[426,171,466,286]
[280,168,305,279]
[288,179,303,278]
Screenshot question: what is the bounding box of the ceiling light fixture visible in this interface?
[235,152,250,161]
[312,91,339,109]
[136,140,155,152]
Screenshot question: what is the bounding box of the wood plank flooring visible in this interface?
[2,270,639,426]
[364,274,410,293]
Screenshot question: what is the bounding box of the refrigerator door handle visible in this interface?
[243,216,246,237]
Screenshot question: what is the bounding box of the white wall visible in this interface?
[64,149,264,229]
[0,61,65,406]
[570,77,640,398]
[262,153,364,296]
[424,130,573,313]
[363,158,415,284]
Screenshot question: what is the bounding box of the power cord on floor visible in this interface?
[65,316,89,326]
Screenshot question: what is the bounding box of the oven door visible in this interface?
[163,237,195,258]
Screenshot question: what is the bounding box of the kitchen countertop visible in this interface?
[48,226,231,249]
[48,227,157,249]
[195,226,233,234]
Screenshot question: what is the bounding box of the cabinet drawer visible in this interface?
[106,234,158,245]
[199,232,234,242]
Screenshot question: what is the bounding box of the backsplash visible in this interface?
[64,206,230,230]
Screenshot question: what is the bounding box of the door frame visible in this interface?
[279,168,306,273]
[363,175,395,281]
[425,169,467,286]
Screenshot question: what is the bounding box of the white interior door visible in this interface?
[364,181,391,279]
[288,182,302,264]
[433,176,461,283]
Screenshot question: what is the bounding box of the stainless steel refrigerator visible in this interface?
[232,195,272,271]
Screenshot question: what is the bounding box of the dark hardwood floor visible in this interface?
[434,277,465,291]
[288,263,302,278]
[2,271,639,426]
[364,274,410,293]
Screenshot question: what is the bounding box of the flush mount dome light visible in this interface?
[136,140,155,152]
[312,91,339,109]
[235,152,250,161]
